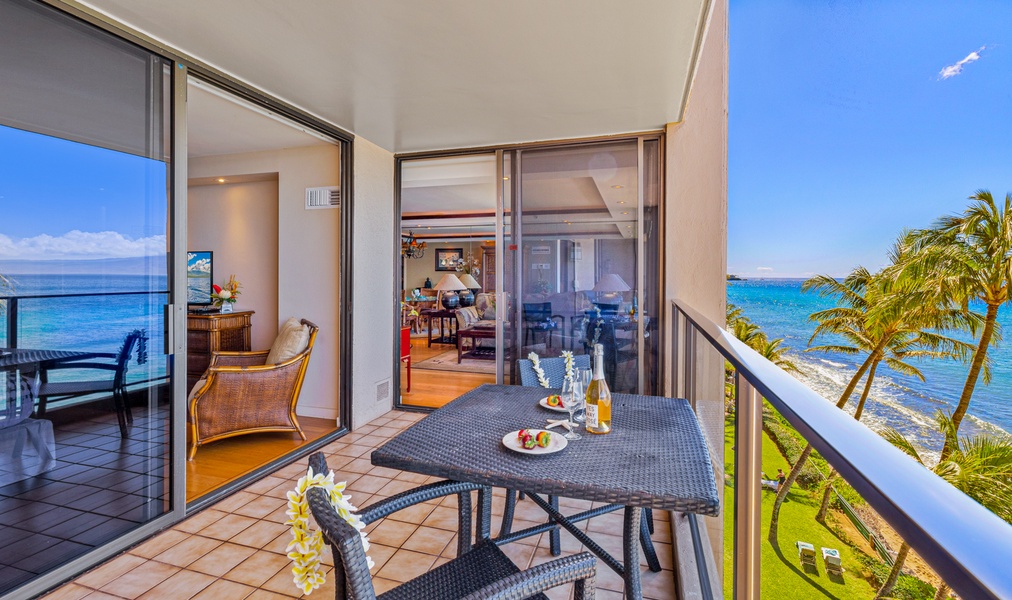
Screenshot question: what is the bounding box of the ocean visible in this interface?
[728,279,1012,461]
[1,273,169,385]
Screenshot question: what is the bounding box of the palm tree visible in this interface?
[874,412,1012,599]
[897,190,1012,459]
[768,257,977,543]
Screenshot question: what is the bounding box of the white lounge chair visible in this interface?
[822,547,844,575]
[797,541,817,570]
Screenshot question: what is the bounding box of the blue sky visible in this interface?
[728,1,1012,278]
[0,125,166,260]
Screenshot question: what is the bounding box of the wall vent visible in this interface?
[375,379,391,403]
[306,186,340,209]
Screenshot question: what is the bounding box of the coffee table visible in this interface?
[457,325,496,363]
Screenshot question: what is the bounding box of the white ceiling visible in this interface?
[82,0,710,153]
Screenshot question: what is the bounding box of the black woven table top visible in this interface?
[373,384,720,515]
[0,348,96,369]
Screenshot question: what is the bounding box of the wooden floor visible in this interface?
[400,339,496,409]
[186,416,337,502]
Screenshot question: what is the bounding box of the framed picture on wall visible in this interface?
[435,248,463,271]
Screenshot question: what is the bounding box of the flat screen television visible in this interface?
[186,251,214,305]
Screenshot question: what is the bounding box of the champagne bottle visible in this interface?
[584,343,612,434]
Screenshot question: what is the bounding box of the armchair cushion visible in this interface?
[267,317,311,364]
[455,306,481,329]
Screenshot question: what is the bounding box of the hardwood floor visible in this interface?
[186,416,337,502]
[400,339,496,409]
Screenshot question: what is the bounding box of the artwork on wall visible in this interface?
[435,248,463,271]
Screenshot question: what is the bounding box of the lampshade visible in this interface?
[458,273,481,289]
[433,273,467,291]
[593,273,631,293]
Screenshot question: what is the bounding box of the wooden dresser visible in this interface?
[186,310,254,391]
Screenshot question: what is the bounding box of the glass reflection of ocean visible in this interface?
[2,273,169,384]
[729,279,1012,462]
[187,275,211,304]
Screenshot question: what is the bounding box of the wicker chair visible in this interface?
[306,453,597,600]
[187,319,318,460]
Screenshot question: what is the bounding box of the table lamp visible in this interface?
[434,273,468,309]
[458,273,481,307]
[592,273,631,310]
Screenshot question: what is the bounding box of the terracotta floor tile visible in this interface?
[81,591,130,600]
[230,519,289,549]
[259,563,303,596]
[174,508,229,535]
[420,506,461,531]
[75,553,148,589]
[201,513,258,541]
[129,529,190,560]
[366,466,400,479]
[137,569,216,599]
[212,490,259,513]
[150,535,222,568]
[401,525,454,555]
[640,567,676,599]
[385,501,436,525]
[188,542,258,577]
[98,560,179,598]
[367,519,417,547]
[243,476,289,496]
[498,540,537,570]
[376,478,424,497]
[371,578,400,595]
[190,578,255,600]
[346,475,391,495]
[374,549,436,583]
[246,589,296,599]
[224,549,291,588]
[233,495,287,520]
[341,458,374,474]
[366,543,398,573]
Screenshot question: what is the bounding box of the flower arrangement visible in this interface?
[286,466,371,594]
[212,274,242,307]
[561,350,575,383]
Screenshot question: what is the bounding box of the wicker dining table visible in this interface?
[372,383,720,598]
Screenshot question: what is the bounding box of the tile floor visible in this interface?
[44,410,678,599]
[0,403,168,593]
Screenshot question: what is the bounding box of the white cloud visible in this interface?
[756,266,774,272]
[939,46,985,79]
[0,230,166,260]
[189,258,211,274]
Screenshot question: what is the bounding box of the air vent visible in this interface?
[306,186,340,209]
[376,379,391,403]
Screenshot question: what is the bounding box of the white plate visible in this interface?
[538,396,569,413]
[502,429,568,455]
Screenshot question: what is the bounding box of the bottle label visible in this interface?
[585,404,599,428]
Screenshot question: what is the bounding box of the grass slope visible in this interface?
[723,417,876,598]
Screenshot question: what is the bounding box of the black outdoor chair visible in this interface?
[522,302,563,349]
[36,329,147,438]
[306,452,597,600]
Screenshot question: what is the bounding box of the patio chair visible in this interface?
[797,541,817,570]
[822,547,844,576]
[187,318,317,460]
[36,329,148,439]
[307,452,597,600]
[523,302,563,349]
[516,355,591,388]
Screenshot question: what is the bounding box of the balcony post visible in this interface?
[735,374,761,600]
[6,297,17,348]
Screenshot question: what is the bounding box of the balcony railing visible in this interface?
[670,299,1012,600]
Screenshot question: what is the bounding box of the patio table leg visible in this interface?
[641,508,661,572]
[500,489,517,535]
[549,495,561,556]
[624,506,643,598]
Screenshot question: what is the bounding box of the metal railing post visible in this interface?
[6,297,17,348]
[735,373,761,600]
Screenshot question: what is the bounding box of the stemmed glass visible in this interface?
[575,368,592,423]
[560,376,584,440]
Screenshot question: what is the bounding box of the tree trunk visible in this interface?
[875,541,910,599]
[853,359,880,421]
[944,303,999,460]
[767,352,880,545]
[815,472,837,524]
[933,582,951,600]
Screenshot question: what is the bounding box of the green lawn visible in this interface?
[722,417,877,599]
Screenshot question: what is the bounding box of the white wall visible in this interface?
[351,137,396,428]
[664,0,728,578]
[188,179,279,350]
[189,144,343,421]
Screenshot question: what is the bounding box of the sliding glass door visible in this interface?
[0,2,174,595]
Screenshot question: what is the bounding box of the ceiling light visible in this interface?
[618,201,626,205]
[217,178,226,183]
[611,185,623,189]
[622,212,629,215]
[503,176,510,181]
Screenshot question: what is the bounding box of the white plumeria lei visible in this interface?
[528,352,550,388]
[286,466,372,594]
[561,350,575,383]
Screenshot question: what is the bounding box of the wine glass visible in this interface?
[575,368,592,422]
[560,376,583,440]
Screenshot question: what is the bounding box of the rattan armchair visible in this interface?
[187,319,318,460]
[306,453,597,600]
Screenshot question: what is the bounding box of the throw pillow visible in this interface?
[267,318,310,364]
